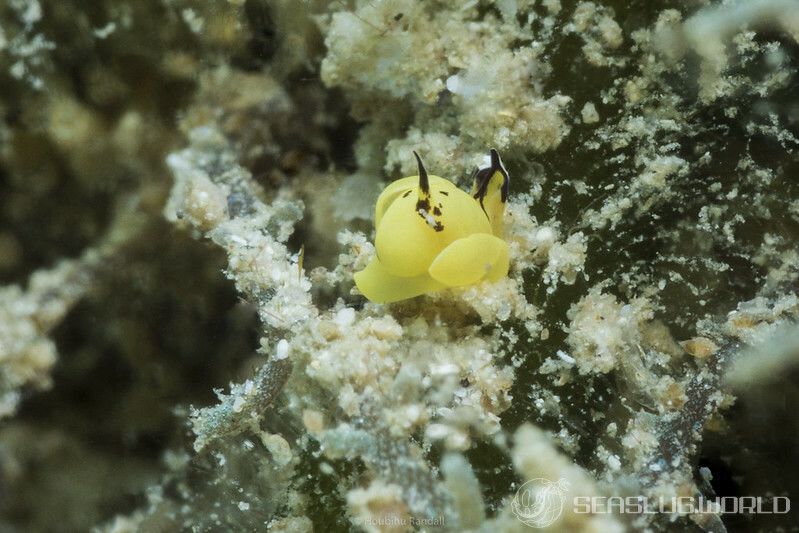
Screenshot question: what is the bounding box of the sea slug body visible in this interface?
[354,149,510,303]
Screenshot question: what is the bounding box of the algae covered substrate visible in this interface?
[1,1,798,532]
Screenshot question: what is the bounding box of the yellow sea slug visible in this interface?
[354,149,510,303]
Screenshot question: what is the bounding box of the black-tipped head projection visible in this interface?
[413,151,430,196]
[474,148,510,204]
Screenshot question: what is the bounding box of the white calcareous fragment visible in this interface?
[275,338,290,360]
[334,307,356,327]
[581,102,600,123]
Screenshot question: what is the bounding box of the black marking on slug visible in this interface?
[439,190,449,196]
[417,212,444,232]
[472,171,493,224]
[472,167,492,200]
[478,200,490,221]
[413,151,430,195]
[474,186,491,222]
[473,148,510,203]
[402,189,412,198]
[491,148,510,202]
[416,198,444,232]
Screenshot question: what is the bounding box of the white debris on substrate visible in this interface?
[2,0,55,90]
[167,124,549,528]
[483,424,625,533]
[290,302,517,452]
[724,293,799,345]
[565,2,625,67]
[618,290,799,531]
[582,154,688,231]
[572,2,772,237]
[504,196,588,294]
[426,279,539,337]
[95,511,146,533]
[726,325,799,389]
[308,229,374,291]
[347,481,412,533]
[555,282,748,531]
[319,0,572,175]
[441,453,485,529]
[541,232,588,290]
[384,128,467,185]
[607,290,797,531]
[165,126,314,331]
[676,0,799,102]
[581,102,600,124]
[565,285,656,375]
[161,1,799,529]
[0,266,70,418]
[0,203,142,419]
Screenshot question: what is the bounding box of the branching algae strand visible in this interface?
[354,149,510,303]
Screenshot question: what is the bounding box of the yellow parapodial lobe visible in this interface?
[354,149,511,303]
[428,233,510,287]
